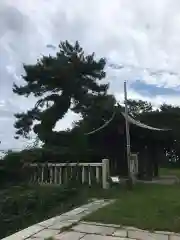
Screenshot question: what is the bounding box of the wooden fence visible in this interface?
[30,159,110,189]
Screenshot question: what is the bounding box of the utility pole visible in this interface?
[124,81,133,189]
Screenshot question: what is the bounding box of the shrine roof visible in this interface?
[121,112,170,131]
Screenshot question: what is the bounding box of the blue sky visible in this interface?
[130,80,180,96]
[1,0,180,150]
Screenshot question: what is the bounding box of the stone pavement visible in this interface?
[53,221,180,239]
[3,199,180,240]
[2,199,114,240]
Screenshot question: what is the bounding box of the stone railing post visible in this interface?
[102,159,110,189]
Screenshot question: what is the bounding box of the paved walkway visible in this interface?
[3,199,180,240]
[2,199,114,240]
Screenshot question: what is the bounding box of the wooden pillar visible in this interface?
[138,150,144,179]
[137,141,146,180]
[145,143,153,180]
[153,144,159,178]
[150,141,159,178]
[153,159,159,177]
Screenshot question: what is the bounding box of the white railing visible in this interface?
[130,153,138,183]
[130,153,138,175]
[30,159,110,189]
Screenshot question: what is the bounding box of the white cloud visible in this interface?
[54,111,81,131]
[115,87,180,108]
[1,0,180,150]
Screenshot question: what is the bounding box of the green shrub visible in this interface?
[0,184,87,239]
[0,151,32,187]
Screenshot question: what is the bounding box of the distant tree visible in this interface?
[136,103,180,164]
[139,104,180,130]
[160,103,180,114]
[126,99,153,118]
[13,41,108,145]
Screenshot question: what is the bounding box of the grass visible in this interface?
[0,184,91,239]
[0,183,124,239]
[4,167,180,237]
[160,167,180,179]
[84,183,180,233]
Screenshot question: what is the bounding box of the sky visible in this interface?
[1,0,180,150]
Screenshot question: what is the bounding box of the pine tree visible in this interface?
[13,41,108,144]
